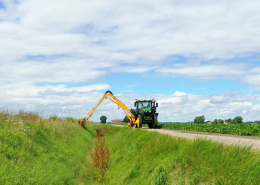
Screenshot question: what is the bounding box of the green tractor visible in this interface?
[131,99,159,128]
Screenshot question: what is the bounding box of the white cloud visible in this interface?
[157,62,246,79]
[155,92,260,122]
[0,0,260,121]
[210,95,230,104]
[156,61,260,89]
[1,84,259,122]
[1,1,260,80]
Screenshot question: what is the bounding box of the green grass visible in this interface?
[102,126,260,185]
[159,123,260,136]
[0,112,96,184]
[1,112,260,184]
[108,122,129,126]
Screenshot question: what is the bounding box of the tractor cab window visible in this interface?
[138,102,151,109]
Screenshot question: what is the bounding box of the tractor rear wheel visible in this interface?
[138,114,143,128]
[153,114,158,128]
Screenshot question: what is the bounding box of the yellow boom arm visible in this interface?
[78,91,136,126]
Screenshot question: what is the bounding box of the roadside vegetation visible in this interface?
[159,123,260,136]
[103,125,260,184]
[1,110,260,184]
[0,110,95,184]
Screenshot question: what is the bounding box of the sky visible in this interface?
[1,0,260,122]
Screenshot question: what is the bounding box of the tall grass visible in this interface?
[1,111,260,184]
[0,111,95,184]
[102,126,260,184]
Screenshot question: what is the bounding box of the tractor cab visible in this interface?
[137,101,151,111]
[135,100,158,112]
[133,99,159,128]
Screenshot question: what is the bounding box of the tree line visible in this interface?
[194,115,243,124]
[99,115,247,124]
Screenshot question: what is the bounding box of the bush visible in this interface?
[100,115,107,124]
[123,116,129,123]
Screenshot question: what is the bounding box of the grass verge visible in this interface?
[0,112,96,184]
[1,112,259,184]
[102,125,260,184]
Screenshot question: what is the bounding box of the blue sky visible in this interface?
[103,72,250,95]
[0,0,260,122]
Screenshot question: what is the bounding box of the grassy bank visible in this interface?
[1,112,260,184]
[0,112,95,184]
[159,123,260,136]
[100,126,260,184]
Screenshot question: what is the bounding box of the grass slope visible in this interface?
[0,113,95,184]
[1,112,260,185]
[102,126,260,185]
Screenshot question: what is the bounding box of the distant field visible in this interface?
[159,123,260,136]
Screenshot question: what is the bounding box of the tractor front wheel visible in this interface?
[138,114,143,128]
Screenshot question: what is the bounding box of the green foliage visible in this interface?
[100,115,107,124]
[123,116,129,123]
[226,118,232,123]
[194,115,205,124]
[212,119,224,124]
[160,123,260,136]
[49,114,61,121]
[232,116,243,124]
[212,119,218,124]
[219,119,224,124]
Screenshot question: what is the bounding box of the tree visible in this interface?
[100,115,107,124]
[232,116,243,124]
[123,115,129,123]
[212,119,224,124]
[194,115,205,124]
[226,118,232,123]
[218,119,224,124]
[212,119,218,124]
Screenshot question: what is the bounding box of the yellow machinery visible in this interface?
[78,91,138,127]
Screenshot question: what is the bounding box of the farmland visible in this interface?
[159,123,260,136]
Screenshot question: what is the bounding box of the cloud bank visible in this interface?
[0,0,260,121]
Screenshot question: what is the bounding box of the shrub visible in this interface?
[100,115,107,124]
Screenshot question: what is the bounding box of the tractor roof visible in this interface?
[135,100,155,102]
